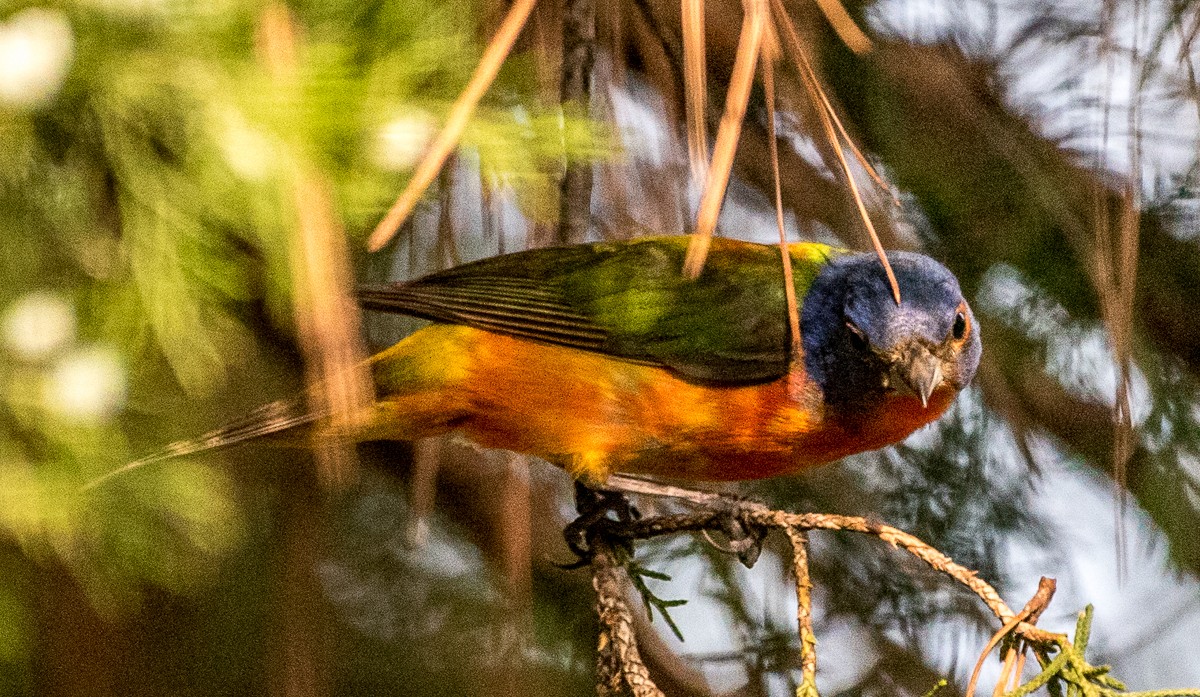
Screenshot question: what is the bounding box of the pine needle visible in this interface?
[259,3,370,489]
[367,0,539,252]
[683,0,767,279]
[682,0,710,184]
[812,0,873,54]
[762,56,803,380]
[777,2,893,203]
[288,175,372,489]
[1092,2,1143,581]
[770,0,901,304]
[967,578,1055,697]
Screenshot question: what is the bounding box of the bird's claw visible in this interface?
[561,482,640,567]
[699,502,768,568]
[720,511,768,568]
[562,482,765,570]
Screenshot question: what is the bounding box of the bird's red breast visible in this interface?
[420,328,953,483]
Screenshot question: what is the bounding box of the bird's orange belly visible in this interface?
[447,330,954,483]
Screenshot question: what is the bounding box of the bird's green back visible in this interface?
[358,237,844,384]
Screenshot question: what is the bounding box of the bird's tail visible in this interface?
[83,397,323,491]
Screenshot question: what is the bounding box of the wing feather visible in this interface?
[359,289,607,344]
[359,237,842,385]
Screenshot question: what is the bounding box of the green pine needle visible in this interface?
[625,560,689,642]
[999,605,1200,697]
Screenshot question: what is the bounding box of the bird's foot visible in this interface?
[561,481,640,567]
[602,477,768,567]
[707,503,769,568]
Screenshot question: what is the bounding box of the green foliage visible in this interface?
[0,0,604,669]
[1000,607,1200,697]
[624,557,688,642]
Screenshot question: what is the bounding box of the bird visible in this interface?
[88,235,980,489]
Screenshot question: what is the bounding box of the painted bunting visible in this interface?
[95,236,979,488]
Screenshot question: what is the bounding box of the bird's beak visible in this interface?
[892,347,944,408]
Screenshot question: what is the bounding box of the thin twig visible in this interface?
[580,493,1084,697]
[752,510,1061,640]
[368,0,539,251]
[784,526,818,695]
[584,498,1199,696]
[966,577,1057,696]
[596,504,1061,644]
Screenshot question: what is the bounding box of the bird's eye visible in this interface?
[952,312,967,340]
[846,321,869,351]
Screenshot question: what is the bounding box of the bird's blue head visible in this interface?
[800,252,981,415]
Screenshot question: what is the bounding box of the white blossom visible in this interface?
[219,109,277,181]
[2,291,76,360]
[0,8,74,108]
[372,112,436,171]
[43,347,127,421]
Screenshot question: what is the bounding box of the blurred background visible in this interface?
[2,0,1199,694]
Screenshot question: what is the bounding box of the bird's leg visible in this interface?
[562,481,640,565]
[575,480,640,521]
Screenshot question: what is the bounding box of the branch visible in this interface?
[784,526,818,696]
[579,493,1198,696]
[592,534,666,697]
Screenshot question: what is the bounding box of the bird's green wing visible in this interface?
[358,237,842,384]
